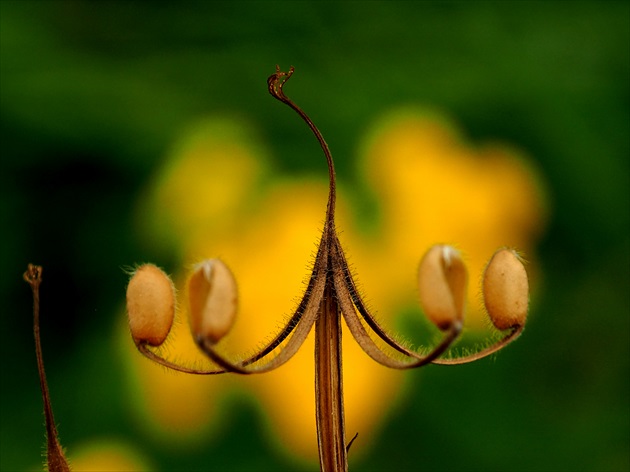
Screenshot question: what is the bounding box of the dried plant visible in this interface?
[26,66,530,472]
[126,66,529,471]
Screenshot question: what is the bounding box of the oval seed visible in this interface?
[417,244,468,330]
[188,259,237,344]
[483,248,529,330]
[126,264,175,346]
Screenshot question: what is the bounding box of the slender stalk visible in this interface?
[24,264,71,472]
[315,280,347,472]
[267,65,337,223]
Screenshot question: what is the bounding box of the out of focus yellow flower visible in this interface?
[355,110,546,326]
[67,439,152,471]
[122,109,546,462]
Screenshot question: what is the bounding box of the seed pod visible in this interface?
[126,264,175,346]
[418,244,468,330]
[188,259,238,344]
[483,248,529,330]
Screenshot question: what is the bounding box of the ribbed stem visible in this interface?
[315,280,347,472]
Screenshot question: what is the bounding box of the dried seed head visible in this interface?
[188,259,237,344]
[483,248,529,330]
[126,264,175,346]
[418,244,468,330]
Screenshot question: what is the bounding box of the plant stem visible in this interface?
[315,280,348,472]
[24,265,71,472]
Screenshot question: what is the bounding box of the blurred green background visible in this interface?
[1,1,628,471]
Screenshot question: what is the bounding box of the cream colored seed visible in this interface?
[418,244,468,330]
[126,264,175,346]
[483,248,529,330]
[188,259,238,344]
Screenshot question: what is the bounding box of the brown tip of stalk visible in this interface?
[483,248,529,330]
[126,264,175,346]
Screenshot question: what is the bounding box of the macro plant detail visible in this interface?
[22,67,532,472]
[125,66,531,472]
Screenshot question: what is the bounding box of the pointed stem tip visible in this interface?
[267,65,337,223]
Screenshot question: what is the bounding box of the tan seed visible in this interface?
[188,259,238,344]
[483,248,529,330]
[126,264,175,346]
[418,245,468,330]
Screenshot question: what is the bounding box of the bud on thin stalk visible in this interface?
[418,244,468,330]
[483,248,529,330]
[126,264,176,346]
[188,259,237,344]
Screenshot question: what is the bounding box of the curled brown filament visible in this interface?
[126,66,530,472]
